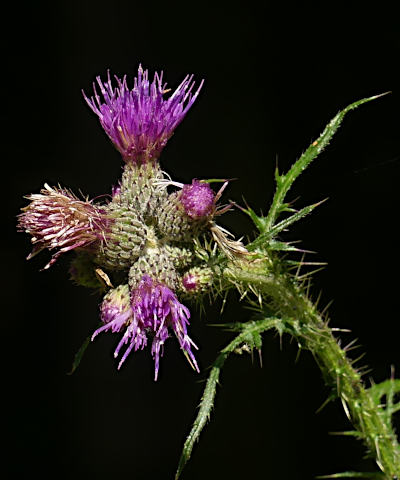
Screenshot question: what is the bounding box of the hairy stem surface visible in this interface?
[226,263,400,478]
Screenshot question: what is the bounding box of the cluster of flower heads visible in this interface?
[18,65,246,379]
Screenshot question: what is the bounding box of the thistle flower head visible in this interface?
[83,65,204,165]
[92,285,133,339]
[180,179,215,219]
[18,184,111,269]
[92,276,199,380]
[182,267,213,295]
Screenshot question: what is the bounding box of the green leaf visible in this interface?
[316,472,385,479]
[248,200,324,250]
[201,178,232,184]
[270,200,325,235]
[263,93,389,233]
[244,94,387,250]
[67,333,92,375]
[369,377,400,425]
[369,378,400,404]
[207,321,248,331]
[329,430,362,438]
[267,240,303,252]
[240,204,268,233]
[252,331,263,350]
[175,317,288,479]
[175,351,226,480]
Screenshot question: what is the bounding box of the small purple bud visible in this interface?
[180,180,215,219]
[182,273,198,291]
[181,267,213,295]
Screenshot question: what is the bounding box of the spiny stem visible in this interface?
[226,263,400,478]
[176,93,395,479]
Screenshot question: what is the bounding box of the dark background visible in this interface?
[3,2,399,479]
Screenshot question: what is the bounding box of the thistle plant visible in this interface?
[17,65,399,479]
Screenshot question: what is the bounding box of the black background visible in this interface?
[3,2,399,479]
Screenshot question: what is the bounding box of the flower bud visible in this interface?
[92,284,133,340]
[96,203,147,270]
[128,245,178,291]
[155,180,215,242]
[118,163,167,218]
[181,267,214,295]
[180,180,215,219]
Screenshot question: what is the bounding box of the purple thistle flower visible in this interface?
[83,65,204,165]
[93,276,199,380]
[180,179,215,219]
[18,184,111,269]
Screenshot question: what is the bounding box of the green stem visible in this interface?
[225,264,400,478]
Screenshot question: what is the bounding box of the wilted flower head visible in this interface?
[180,179,215,219]
[83,65,204,165]
[18,184,111,269]
[92,275,199,380]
